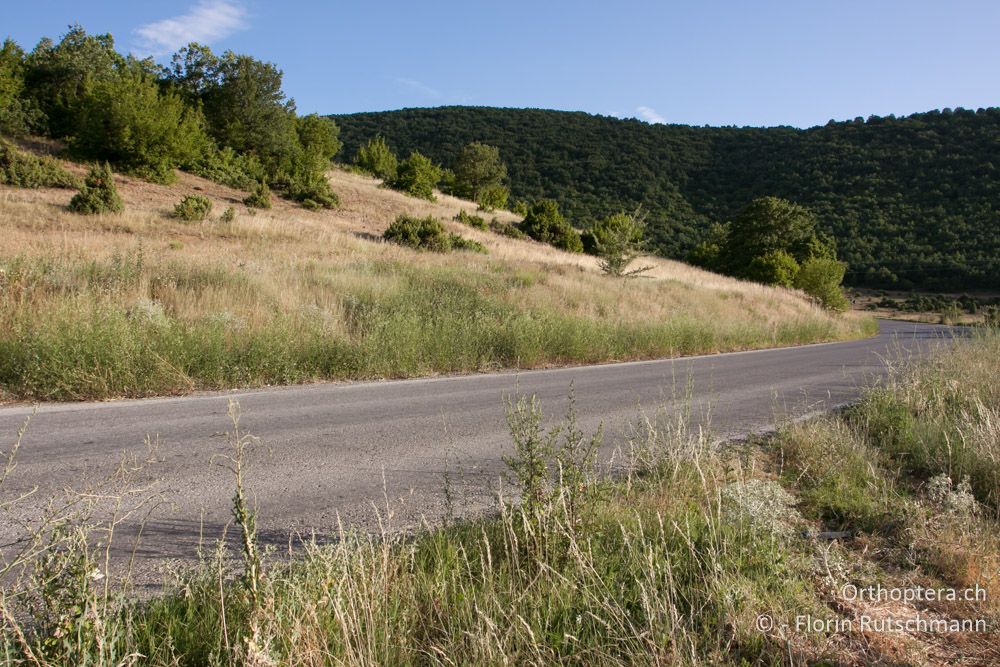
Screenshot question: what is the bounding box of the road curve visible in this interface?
[0,320,957,577]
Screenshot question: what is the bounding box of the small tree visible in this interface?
[746,250,800,287]
[794,257,849,312]
[591,210,653,277]
[721,197,835,277]
[355,135,398,181]
[68,162,123,214]
[173,194,212,221]
[383,214,451,252]
[73,63,211,183]
[520,199,583,253]
[453,142,507,203]
[243,181,272,209]
[390,151,441,200]
[477,184,509,212]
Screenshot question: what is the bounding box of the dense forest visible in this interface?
[333,107,1000,290]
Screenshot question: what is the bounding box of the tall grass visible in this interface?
[1,162,872,401]
[0,395,823,665]
[2,333,999,664]
[0,249,871,400]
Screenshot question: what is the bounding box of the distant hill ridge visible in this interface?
[332,106,1000,290]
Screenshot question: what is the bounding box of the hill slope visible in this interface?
[0,141,869,401]
[333,106,1000,291]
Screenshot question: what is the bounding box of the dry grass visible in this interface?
[0,333,997,665]
[0,159,872,401]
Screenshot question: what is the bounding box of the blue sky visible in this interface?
[5,1,1000,127]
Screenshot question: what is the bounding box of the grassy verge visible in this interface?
[0,245,873,402]
[1,161,873,401]
[2,330,997,665]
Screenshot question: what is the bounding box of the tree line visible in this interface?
[332,106,1000,291]
[0,26,340,209]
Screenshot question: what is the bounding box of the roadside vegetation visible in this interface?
[0,149,868,402]
[0,329,996,665]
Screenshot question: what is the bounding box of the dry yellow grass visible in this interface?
[0,160,873,400]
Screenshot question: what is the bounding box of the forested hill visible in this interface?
[332,106,1000,290]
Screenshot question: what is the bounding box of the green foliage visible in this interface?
[187,146,264,190]
[476,183,509,212]
[383,215,452,252]
[746,250,800,287]
[382,215,486,253]
[220,206,236,223]
[23,25,125,138]
[454,210,487,229]
[721,197,833,277]
[794,258,849,312]
[173,194,212,222]
[591,210,652,277]
[984,305,1000,328]
[690,197,848,310]
[354,135,398,181]
[511,199,529,217]
[0,38,43,135]
[0,140,78,188]
[243,181,272,209]
[68,162,123,215]
[170,47,299,169]
[295,113,341,167]
[281,169,339,209]
[449,235,488,254]
[489,218,526,239]
[452,141,507,203]
[438,167,456,195]
[520,199,583,252]
[390,151,441,200]
[334,106,1000,290]
[686,222,728,272]
[72,63,211,182]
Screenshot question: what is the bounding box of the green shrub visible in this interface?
[984,305,1000,328]
[477,184,509,212]
[173,194,212,221]
[591,210,652,277]
[68,162,123,214]
[188,147,264,190]
[449,235,488,254]
[454,210,487,230]
[0,38,44,136]
[794,257,849,312]
[453,142,507,204]
[520,199,583,253]
[72,63,211,183]
[220,206,236,223]
[354,135,398,181]
[489,218,526,239]
[390,151,441,200]
[747,250,800,287]
[243,181,272,209]
[383,215,452,252]
[282,169,339,209]
[939,302,962,325]
[511,200,529,217]
[0,140,78,188]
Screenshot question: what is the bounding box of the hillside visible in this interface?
[332,106,1000,291]
[0,141,869,401]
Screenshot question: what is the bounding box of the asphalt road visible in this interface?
[0,320,957,580]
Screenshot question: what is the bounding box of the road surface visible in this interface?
[0,320,957,581]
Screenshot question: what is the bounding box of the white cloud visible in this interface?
[134,1,248,56]
[395,78,443,101]
[636,105,666,124]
